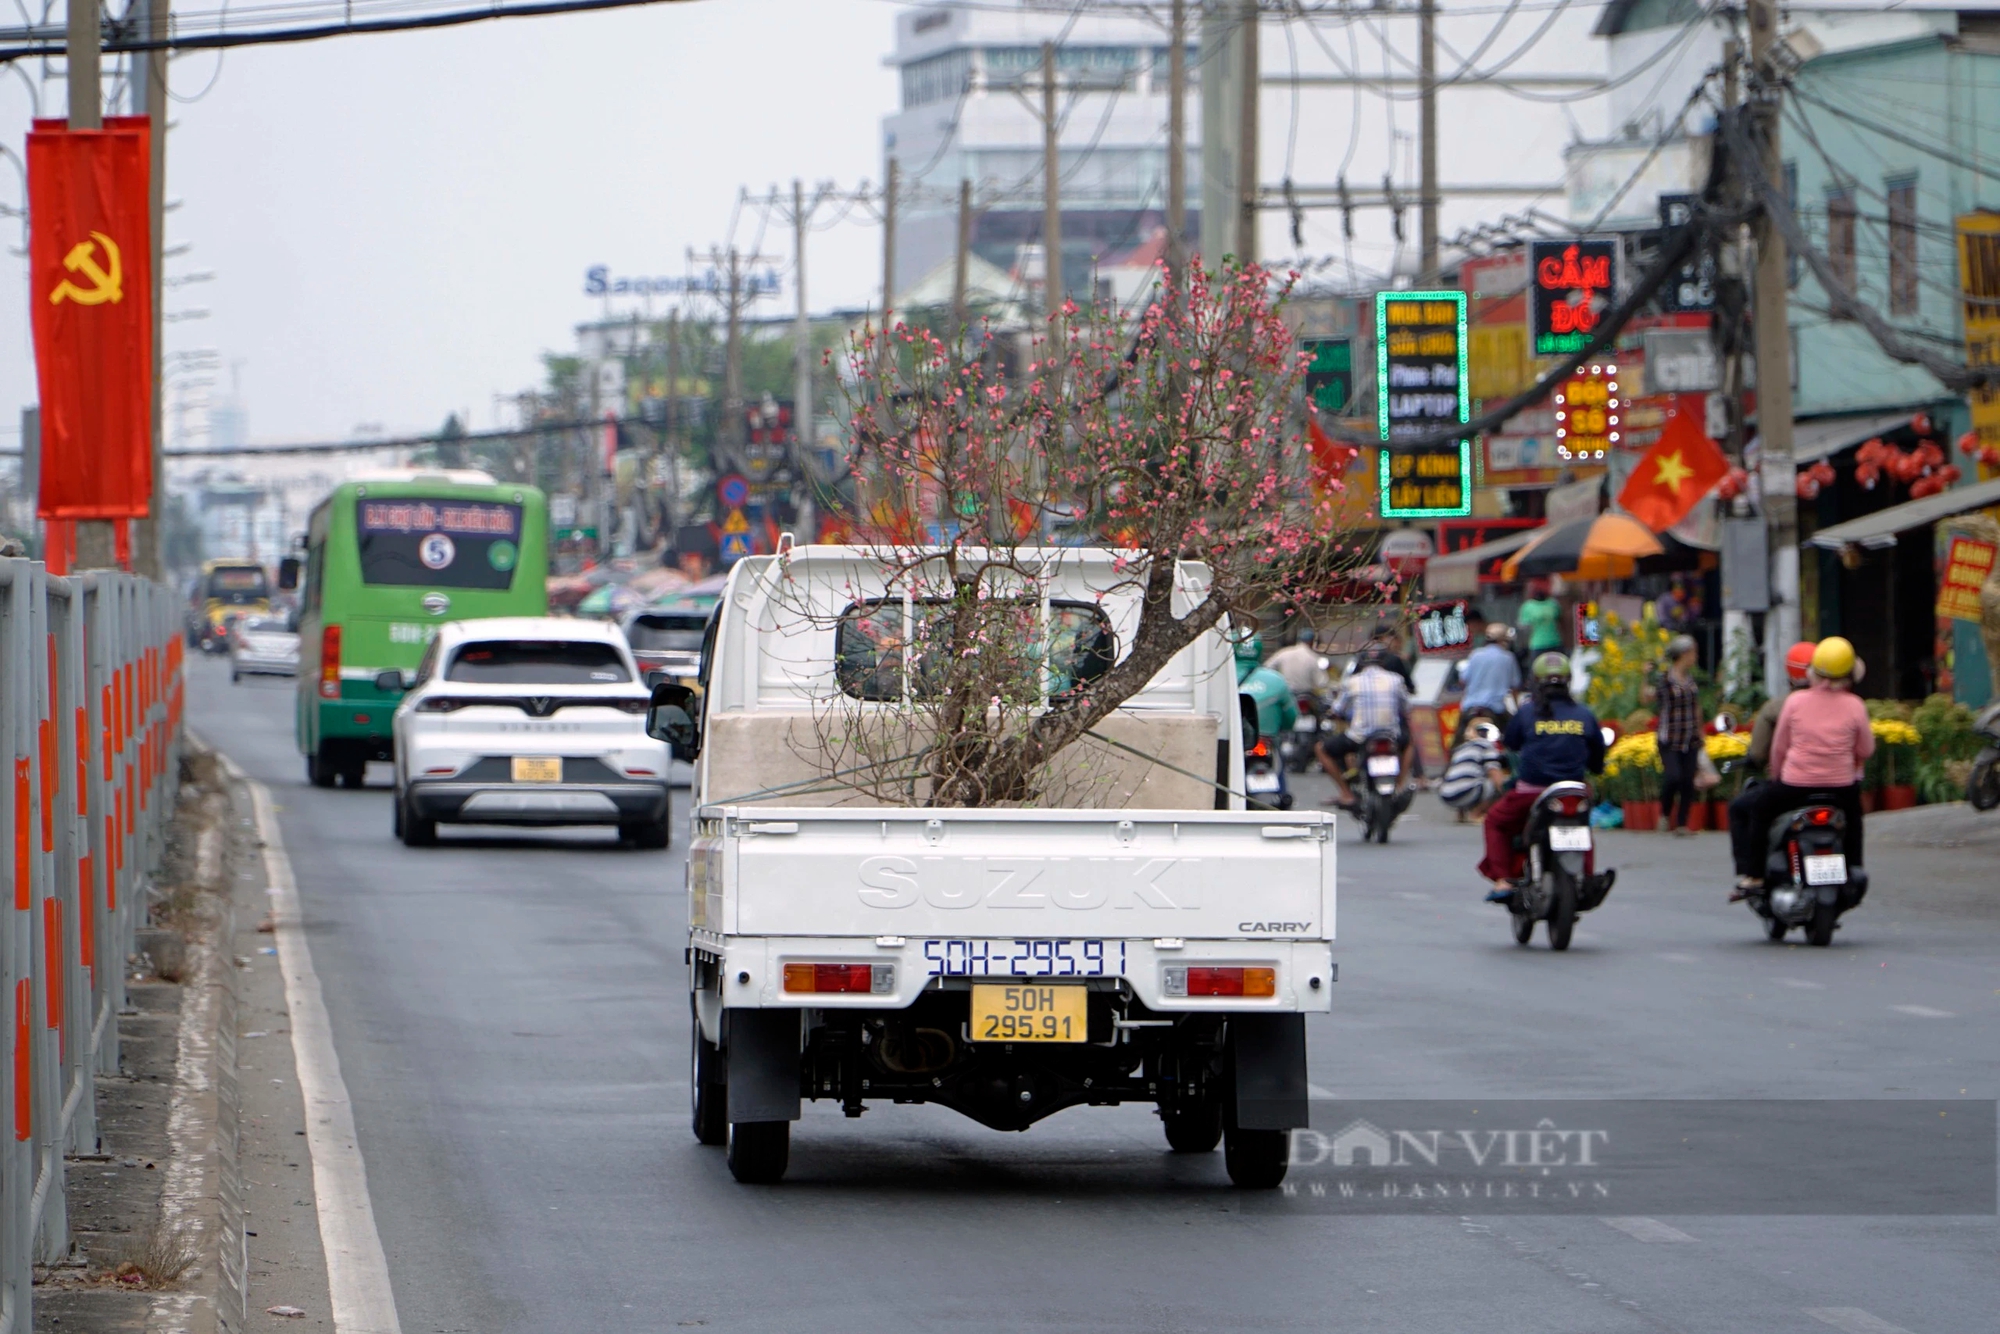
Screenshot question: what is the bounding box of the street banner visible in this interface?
[1957,212,2000,480]
[1375,291,1472,519]
[28,117,153,519]
[1529,239,1617,357]
[1616,406,1727,533]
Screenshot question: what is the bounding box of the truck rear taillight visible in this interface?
[1162,965,1276,998]
[782,963,895,995]
[319,625,341,699]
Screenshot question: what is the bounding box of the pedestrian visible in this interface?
[1515,579,1563,672]
[1648,633,1703,835]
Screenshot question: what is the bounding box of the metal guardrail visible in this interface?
[0,558,182,1334]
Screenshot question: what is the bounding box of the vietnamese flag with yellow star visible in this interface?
[1617,406,1729,533]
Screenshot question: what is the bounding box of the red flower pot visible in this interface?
[1708,800,1730,832]
[1880,784,1917,810]
[1860,789,1880,813]
[1623,800,1658,831]
[1684,801,1709,832]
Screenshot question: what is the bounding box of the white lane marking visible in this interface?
[1805,1308,1917,1334]
[1308,1084,1341,1100]
[1599,1216,1696,1243]
[1776,977,1825,990]
[1392,891,1432,901]
[1655,952,1697,964]
[1890,1005,1956,1019]
[237,763,403,1334]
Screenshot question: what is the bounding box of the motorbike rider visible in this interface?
[1455,621,1521,740]
[1267,627,1329,697]
[1316,644,1413,810]
[1733,636,1874,896]
[1481,651,1607,902]
[1727,641,1816,899]
[1234,632,1300,744]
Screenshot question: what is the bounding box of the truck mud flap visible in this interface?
[1228,1013,1309,1131]
[723,1008,803,1123]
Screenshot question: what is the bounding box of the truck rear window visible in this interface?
[834,600,1115,701]
[445,641,631,685]
[357,498,523,590]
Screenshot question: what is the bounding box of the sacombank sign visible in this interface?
[584,266,782,298]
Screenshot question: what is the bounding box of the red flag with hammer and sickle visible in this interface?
[28,116,153,519]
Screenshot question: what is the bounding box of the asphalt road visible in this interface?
[190,656,1998,1334]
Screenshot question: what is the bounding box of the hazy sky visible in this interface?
[2,0,1617,450]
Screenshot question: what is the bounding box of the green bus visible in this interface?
[296,472,549,787]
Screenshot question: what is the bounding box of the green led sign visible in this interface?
[1374,290,1471,519]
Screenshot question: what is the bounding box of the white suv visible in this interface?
[390,618,672,848]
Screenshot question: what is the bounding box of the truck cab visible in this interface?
[657,546,1336,1186]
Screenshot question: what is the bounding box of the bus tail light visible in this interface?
[1162,965,1276,998]
[319,625,341,699]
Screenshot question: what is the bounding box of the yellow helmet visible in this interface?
[1811,636,1857,679]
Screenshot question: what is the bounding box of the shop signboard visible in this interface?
[1958,212,2000,478]
[1553,363,1624,462]
[1376,291,1472,519]
[1530,239,1618,357]
[1414,599,1474,655]
[1302,337,1355,414]
[1938,535,1997,621]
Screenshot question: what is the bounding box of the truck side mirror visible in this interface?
[648,681,701,760]
[1238,692,1260,751]
[374,669,407,694]
[278,557,302,592]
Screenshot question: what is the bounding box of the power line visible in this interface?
[0,0,699,61]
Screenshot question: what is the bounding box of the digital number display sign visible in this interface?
[1376,291,1471,519]
[1553,363,1622,461]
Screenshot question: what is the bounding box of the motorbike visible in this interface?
[1752,799,1868,946]
[1507,780,1615,950]
[1279,692,1327,774]
[1349,729,1412,842]
[1969,702,2000,813]
[1243,735,1294,811]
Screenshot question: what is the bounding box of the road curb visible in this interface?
[142,733,249,1334]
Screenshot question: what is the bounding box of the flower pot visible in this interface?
[1708,800,1729,832]
[1623,800,1658,831]
[1880,784,1917,810]
[1682,801,1708,832]
[1860,789,1879,813]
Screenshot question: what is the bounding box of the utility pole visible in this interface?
[881,158,899,325]
[67,0,114,570]
[1235,0,1258,268]
[951,177,973,342]
[1041,41,1063,316]
[1419,0,1439,278]
[127,0,168,577]
[792,178,814,455]
[723,248,745,473]
[1748,0,1799,694]
[1167,0,1188,286]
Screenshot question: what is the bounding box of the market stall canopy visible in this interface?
[1502,512,1664,581]
[1787,410,1925,465]
[1425,527,1543,596]
[1807,475,2000,550]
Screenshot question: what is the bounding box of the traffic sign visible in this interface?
[719,531,752,563]
[721,508,751,535]
[718,473,750,509]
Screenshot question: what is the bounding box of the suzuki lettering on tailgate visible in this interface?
[856,855,1200,911]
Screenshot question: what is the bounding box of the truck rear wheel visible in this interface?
[1223,1127,1289,1189]
[1161,1099,1223,1154]
[726,1121,789,1184]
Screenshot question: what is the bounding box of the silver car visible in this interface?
[229,614,300,682]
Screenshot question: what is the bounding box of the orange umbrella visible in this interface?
[1500,512,1664,582]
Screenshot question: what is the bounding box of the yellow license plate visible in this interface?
[511,756,563,783]
[970,983,1087,1043]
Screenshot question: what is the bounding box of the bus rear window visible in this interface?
[207,567,268,603]
[445,641,631,685]
[356,498,523,590]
